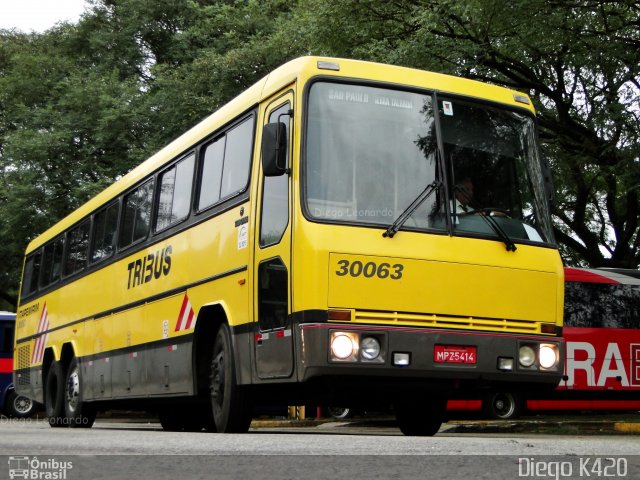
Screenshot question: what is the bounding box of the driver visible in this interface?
[454,177,475,214]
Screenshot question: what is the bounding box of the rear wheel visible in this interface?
[5,390,35,418]
[395,397,445,436]
[45,361,66,428]
[210,324,252,433]
[64,357,96,428]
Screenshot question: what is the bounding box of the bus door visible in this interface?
[253,92,294,379]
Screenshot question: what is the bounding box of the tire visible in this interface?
[158,409,184,432]
[395,397,445,436]
[483,392,522,420]
[45,361,66,428]
[4,389,35,418]
[210,324,252,433]
[159,404,211,432]
[63,357,96,428]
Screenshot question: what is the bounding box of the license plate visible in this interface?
[434,345,477,364]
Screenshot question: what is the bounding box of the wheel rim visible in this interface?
[66,366,80,414]
[492,393,515,418]
[13,395,33,415]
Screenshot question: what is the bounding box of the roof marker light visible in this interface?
[317,61,340,71]
[513,93,530,105]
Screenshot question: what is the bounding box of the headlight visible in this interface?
[518,345,536,368]
[539,344,560,370]
[330,332,359,361]
[360,336,381,360]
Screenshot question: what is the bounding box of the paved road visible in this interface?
[0,419,638,479]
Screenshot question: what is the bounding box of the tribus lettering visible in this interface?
[565,341,640,388]
[17,303,39,319]
[127,246,172,289]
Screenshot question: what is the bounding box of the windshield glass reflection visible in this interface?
[305,82,553,245]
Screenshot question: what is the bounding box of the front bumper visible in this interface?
[297,323,564,389]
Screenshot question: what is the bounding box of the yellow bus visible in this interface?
[14,57,564,436]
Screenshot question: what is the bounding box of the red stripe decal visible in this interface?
[175,295,189,331]
[564,268,620,284]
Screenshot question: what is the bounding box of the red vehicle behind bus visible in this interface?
[449,267,640,418]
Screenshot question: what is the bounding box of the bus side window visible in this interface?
[198,115,255,211]
[64,219,91,277]
[220,117,254,199]
[198,137,225,210]
[260,103,290,247]
[564,281,640,329]
[155,153,195,231]
[40,236,64,287]
[91,202,119,263]
[21,251,42,298]
[1,322,13,354]
[120,180,154,249]
[258,258,288,331]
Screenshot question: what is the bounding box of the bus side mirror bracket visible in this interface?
[262,122,288,177]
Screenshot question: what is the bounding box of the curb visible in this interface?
[614,423,640,433]
[250,418,640,435]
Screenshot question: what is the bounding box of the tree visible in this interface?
[0,0,300,307]
[296,0,640,268]
[2,0,639,308]
[0,26,145,306]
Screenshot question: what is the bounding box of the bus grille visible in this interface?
[16,345,31,385]
[351,310,542,334]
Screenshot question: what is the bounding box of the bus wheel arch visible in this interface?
[193,303,229,396]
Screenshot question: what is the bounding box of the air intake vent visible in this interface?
[16,345,31,386]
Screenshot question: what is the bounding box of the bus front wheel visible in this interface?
[395,397,445,436]
[64,357,96,428]
[210,324,252,433]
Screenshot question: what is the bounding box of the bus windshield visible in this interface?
[304,82,554,245]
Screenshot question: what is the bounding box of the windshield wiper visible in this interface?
[480,212,517,252]
[383,181,441,238]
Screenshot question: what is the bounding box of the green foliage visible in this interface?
[295,0,640,268]
[1,0,638,307]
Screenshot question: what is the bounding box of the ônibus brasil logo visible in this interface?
[8,456,73,479]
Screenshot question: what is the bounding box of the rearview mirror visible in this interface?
[261,122,287,177]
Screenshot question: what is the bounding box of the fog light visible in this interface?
[330,332,359,361]
[518,345,536,368]
[539,344,559,370]
[360,336,381,360]
[393,352,410,366]
[498,357,514,371]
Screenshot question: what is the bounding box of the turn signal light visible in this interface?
[328,309,352,321]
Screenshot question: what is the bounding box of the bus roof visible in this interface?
[26,56,535,253]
